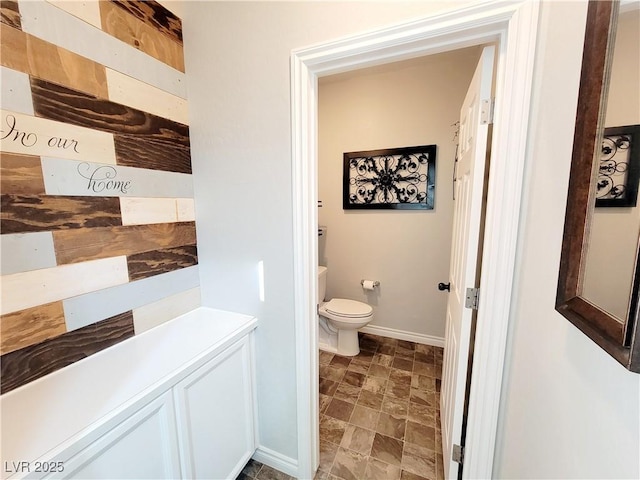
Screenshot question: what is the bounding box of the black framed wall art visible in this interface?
[596,124,640,208]
[343,145,436,210]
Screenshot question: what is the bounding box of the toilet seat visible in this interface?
[321,298,373,319]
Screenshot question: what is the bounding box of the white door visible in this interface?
[440,45,495,480]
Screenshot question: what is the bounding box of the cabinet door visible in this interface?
[174,336,256,480]
[48,391,181,480]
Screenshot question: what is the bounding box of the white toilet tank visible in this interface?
[318,266,327,303]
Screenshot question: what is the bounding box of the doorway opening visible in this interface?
[291,3,539,479]
[316,44,492,479]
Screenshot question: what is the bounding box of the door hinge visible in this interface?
[453,444,465,464]
[465,287,479,310]
[480,98,494,125]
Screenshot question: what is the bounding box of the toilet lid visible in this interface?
[324,298,373,318]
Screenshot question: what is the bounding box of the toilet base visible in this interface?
[318,316,360,356]
[337,329,360,356]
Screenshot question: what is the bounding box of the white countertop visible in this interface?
[0,307,257,475]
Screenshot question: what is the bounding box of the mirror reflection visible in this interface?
[582,7,640,323]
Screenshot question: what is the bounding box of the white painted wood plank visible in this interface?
[0,110,116,163]
[0,67,34,115]
[18,0,188,99]
[41,157,194,198]
[46,0,102,29]
[120,197,179,226]
[0,232,57,275]
[0,256,129,315]
[176,198,196,222]
[106,68,189,125]
[133,287,201,334]
[63,265,200,331]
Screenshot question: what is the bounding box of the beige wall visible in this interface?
[495,2,640,478]
[318,49,481,340]
[183,1,640,476]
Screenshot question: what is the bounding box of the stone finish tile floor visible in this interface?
[238,459,295,480]
[316,333,444,480]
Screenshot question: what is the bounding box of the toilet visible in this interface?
[317,266,374,356]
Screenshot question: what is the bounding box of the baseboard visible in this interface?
[252,445,299,478]
[359,324,445,348]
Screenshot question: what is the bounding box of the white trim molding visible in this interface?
[359,325,445,348]
[291,2,539,479]
[252,446,299,478]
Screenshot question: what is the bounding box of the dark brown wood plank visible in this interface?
[0,311,134,394]
[30,78,191,174]
[53,221,197,265]
[0,1,21,30]
[127,244,197,281]
[1,194,122,234]
[109,0,182,43]
[114,133,191,174]
[0,152,45,195]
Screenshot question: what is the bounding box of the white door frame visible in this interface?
[291,1,539,478]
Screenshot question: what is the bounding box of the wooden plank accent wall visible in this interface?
[127,244,198,281]
[0,153,45,195]
[1,195,122,233]
[52,222,196,265]
[30,78,191,173]
[0,302,66,355]
[99,0,185,72]
[0,311,135,394]
[109,1,183,44]
[0,0,198,393]
[0,23,109,100]
[0,1,21,29]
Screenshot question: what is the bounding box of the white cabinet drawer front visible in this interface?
[46,392,181,480]
[174,337,256,480]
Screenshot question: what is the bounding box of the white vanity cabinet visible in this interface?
[1,308,258,480]
[50,392,182,480]
[175,335,256,479]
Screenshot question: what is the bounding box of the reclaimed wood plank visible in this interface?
[46,0,102,29]
[0,256,129,315]
[0,152,45,195]
[0,109,116,163]
[133,287,200,334]
[0,311,134,394]
[176,198,195,222]
[120,197,195,225]
[0,22,28,73]
[127,244,197,281]
[0,0,20,29]
[106,68,189,125]
[99,0,185,72]
[0,301,66,355]
[155,0,183,19]
[18,0,187,98]
[30,78,191,173]
[53,221,197,265]
[41,157,193,198]
[0,232,57,275]
[0,23,108,100]
[108,1,182,44]
[0,67,34,115]
[114,133,191,173]
[63,265,199,331]
[0,194,122,234]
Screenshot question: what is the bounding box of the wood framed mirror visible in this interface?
[556,0,640,372]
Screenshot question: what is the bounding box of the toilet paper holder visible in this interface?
[361,280,380,288]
